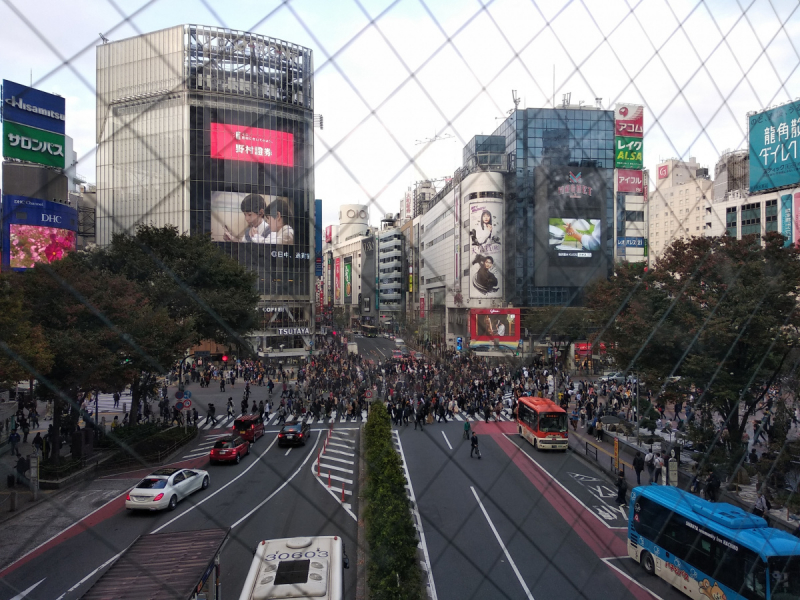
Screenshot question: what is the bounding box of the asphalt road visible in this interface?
[0,424,360,600]
[397,419,686,600]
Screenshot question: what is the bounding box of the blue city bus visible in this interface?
[628,486,800,600]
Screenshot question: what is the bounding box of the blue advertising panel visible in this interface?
[749,100,800,193]
[2,195,78,271]
[2,80,66,135]
[781,193,793,247]
[314,199,323,277]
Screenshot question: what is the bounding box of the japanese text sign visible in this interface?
[210,123,294,167]
[749,100,800,192]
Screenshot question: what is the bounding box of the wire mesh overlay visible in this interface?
[2,0,800,598]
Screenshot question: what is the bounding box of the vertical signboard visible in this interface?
[334,257,341,303]
[468,199,503,299]
[324,225,333,244]
[616,169,644,193]
[419,296,425,319]
[614,104,644,170]
[794,192,800,249]
[3,80,67,170]
[454,182,461,290]
[781,193,793,247]
[343,256,353,305]
[314,199,323,277]
[749,100,800,193]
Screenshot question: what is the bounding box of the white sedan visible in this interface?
[125,467,209,512]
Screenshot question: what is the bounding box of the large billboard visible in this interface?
[343,256,353,305]
[615,136,643,169]
[534,166,610,288]
[209,123,294,166]
[315,199,323,277]
[749,100,800,193]
[469,308,520,350]
[210,192,296,245]
[2,80,66,169]
[467,199,503,299]
[2,196,77,271]
[617,169,644,193]
[614,104,644,137]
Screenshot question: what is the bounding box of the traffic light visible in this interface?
[222,355,228,362]
[456,337,463,351]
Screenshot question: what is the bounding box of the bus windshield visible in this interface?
[539,413,567,433]
[769,557,800,599]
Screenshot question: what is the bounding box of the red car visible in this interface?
[233,415,265,442]
[209,435,250,464]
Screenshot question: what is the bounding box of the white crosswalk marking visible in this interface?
[310,430,357,521]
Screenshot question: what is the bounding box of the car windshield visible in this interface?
[136,478,167,489]
[539,413,568,433]
[769,557,800,599]
[284,425,301,432]
[213,440,232,449]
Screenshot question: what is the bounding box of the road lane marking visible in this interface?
[318,463,354,474]
[324,448,355,457]
[65,548,128,593]
[602,558,667,600]
[231,431,322,528]
[328,442,354,449]
[318,455,353,464]
[8,578,45,600]
[285,448,292,456]
[502,434,627,530]
[441,431,453,450]
[471,486,535,600]
[151,433,279,534]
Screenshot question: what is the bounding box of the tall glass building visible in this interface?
[97,25,315,348]
[494,107,615,306]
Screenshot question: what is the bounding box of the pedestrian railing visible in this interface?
[585,442,598,462]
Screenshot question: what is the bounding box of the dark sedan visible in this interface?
[278,421,311,447]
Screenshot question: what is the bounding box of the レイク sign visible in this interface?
[210,123,294,166]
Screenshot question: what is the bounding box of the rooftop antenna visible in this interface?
[99,33,110,44]
[511,90,520,114]
[595,97,603,108]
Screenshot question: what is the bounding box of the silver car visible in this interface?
[125,467,209,512]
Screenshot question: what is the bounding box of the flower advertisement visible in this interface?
[9,224,76,269]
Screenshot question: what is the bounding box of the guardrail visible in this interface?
[585,441,597,462]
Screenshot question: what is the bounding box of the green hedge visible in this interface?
[364,402,423,600]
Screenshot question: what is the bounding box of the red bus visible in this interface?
[516,396,568,451]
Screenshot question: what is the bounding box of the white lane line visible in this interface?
[318,455,353,465]
[393,431,437,600]
[324,473,353,484]
[8,578,45,600]
[151,434,279,534]
[328,442,354,450]
[471,486,534,600]
[441,431,453,450]
[601,558,666,600]
[324,448,355,457]
[65,547,128,594]
[231,431,321,529]
[318,463,353,474]
[285,447,292,456]
[502,434,627,530]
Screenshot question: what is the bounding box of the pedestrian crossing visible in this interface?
[310,429,357,521]
[194,410,369,430]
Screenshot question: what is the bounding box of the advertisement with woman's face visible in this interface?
[210,191,295,245]
[469,200,503,299]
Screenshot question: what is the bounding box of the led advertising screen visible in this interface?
[469,308,520,350]
[210,192,295,245]
[209,123,294,166]
[749,100,800,193]
[334,257,341,303]
[533,166,610,288]
[343,256,353,305]
[2,195,77,271]
[468,199,503,299]
[314,199,323,277]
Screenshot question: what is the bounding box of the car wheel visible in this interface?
[640,551,655,575]
[235,454,240,464]
[201,476,209,490]
[168,495,178,511]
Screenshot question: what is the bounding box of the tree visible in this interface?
[21,257,191,458]
[522,306,598,366]
[0,273,53,389]
[586,233,800,455]
[84,225,260,346]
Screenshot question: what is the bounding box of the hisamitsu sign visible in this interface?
[3,79,66,134]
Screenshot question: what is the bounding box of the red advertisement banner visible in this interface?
[617,169,644,193]
[210,123,294,166]
[614,104,644,138]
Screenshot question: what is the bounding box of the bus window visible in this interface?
[769,557,799,599]
[539,413,566,433]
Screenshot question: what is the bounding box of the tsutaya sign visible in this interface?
[271,327,310,335]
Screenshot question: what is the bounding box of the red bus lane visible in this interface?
[472,422,656,600]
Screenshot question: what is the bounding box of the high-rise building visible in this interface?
[647,157,712,262]
[96,25,315,355]
[714,149,749,203]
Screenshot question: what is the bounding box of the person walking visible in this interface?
[753,491,770,518]
[633,451,645,485]
[653,452,664,485]
[615,472,628,505]
[470,432,481,459]
[8,429,21,457]
[205,403,218,426]
[463,420,471,440]
[220,378,226,392]
[645,449,655,483]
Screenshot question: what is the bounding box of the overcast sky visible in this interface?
[2,0,798,226]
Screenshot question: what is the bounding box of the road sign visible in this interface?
[364,390,373,399]
[183,399,192,409]
[175,390,184,400]
[184,391,192,399]
[175,401,184,411]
